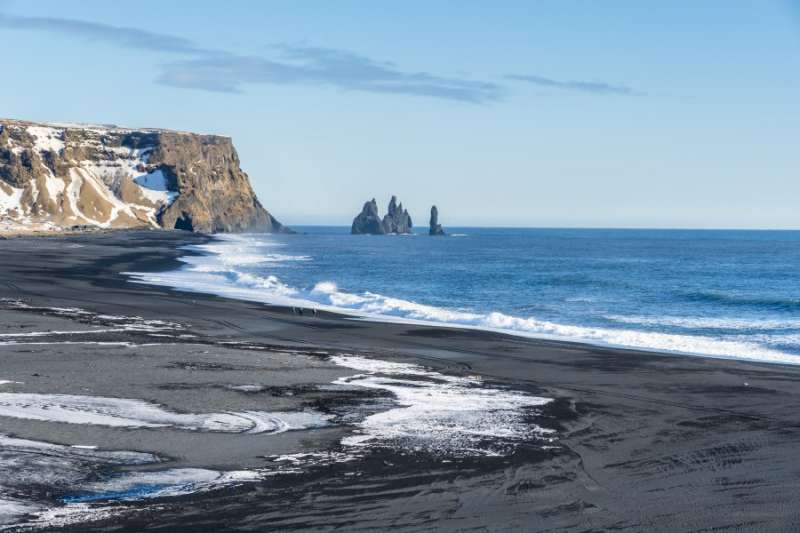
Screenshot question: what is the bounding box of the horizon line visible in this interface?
[281,223,800,232]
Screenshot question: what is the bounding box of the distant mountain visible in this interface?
[0,119,288,234]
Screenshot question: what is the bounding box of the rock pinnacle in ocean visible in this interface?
[351,198,386,234]
[351,196,413,235]
[382,195,413,234]
[429,205,445,236]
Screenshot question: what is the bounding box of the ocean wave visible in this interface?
[605,314,800,331]
[189,234,309,268]
[124,235,800,366]
[128,271,799,365]
[682,291,800,311]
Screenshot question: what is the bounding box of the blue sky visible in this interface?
[1,1,798,228]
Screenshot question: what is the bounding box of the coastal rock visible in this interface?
[351,196,413,235]
[381,195,413,234]
[0,118,288,234]
[429,205,445,236]
[351,198,386,234]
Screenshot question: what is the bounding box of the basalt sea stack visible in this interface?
[351,195,413,235]
[382,196,413,234]
[0,119,288,234]
[351,198,386,235]
[429,205,445,236]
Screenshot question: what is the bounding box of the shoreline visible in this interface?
[2,230,800,531]
[130,230,800,368]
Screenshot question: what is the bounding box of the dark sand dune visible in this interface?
[1,231,800,532]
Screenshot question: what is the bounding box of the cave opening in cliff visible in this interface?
[174,213,194,231]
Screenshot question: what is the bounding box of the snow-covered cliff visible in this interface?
[0,119,287,234]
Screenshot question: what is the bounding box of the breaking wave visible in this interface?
[125,234,800,366]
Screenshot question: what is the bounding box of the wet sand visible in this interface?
[2,231,800,532]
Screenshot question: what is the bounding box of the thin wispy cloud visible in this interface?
[0,12,215,55]
[506,74,638,96]
[1,10,634,103]
[159,45,503,103]
[0,11,501,103]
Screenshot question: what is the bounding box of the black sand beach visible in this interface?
[2,231,800,532]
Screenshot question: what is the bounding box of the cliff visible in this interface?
[0,119,287,234]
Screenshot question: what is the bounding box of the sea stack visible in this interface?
[351,196,413,235]
[429,205,445,236]
[351,198,386,234]
[382,195,413,234]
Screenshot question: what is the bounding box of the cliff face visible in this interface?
[0,119,287,234]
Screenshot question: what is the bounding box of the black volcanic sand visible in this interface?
[2,230,800,532]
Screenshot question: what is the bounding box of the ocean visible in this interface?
[128,227,800,365]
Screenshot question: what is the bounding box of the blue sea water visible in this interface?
[129,227,800,364]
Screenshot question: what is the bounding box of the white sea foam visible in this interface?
[0,349,560,528]
[0,435,158,468]
[0,434,159,527]
[605,314,800,331]
[0,495,42,527]
[0,299,182,333]
[3,502,134,531]
[0,329,126,338]
[188,234,308,269]
[124,235,800,366]
[0,393,330,433]
[129,268,799,364]
[0,433,265,527]
[331,355,554,456]
[68,468,262,502]
[0,341,138,347]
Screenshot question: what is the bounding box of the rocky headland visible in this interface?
[0,119,288,234]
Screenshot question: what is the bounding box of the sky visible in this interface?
[1,0,799,229]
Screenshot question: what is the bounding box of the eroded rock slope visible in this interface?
[0,119,287,233]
